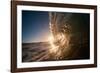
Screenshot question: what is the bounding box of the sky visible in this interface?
[22,10,50,43]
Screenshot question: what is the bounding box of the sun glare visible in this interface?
[48,32,69,57]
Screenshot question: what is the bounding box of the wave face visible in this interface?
[48,12,72,59]
[48,12,90,60]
